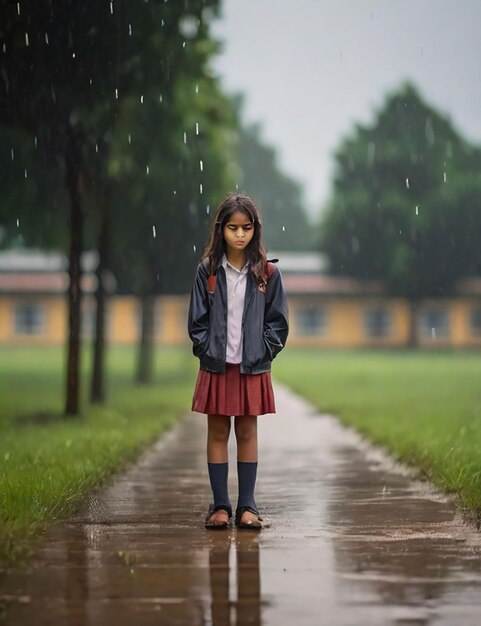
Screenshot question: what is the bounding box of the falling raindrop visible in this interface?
[282,226,286,232]
[140,95,144,104]
[2,43,6,53]
[183,132,187,144]
[146,165,150,175]
[195,122,199,135]
[152,226,156,238]
[431,327,436,339]
[24,168,28,178]
[206,205,210,214]
[10,147,14,160]
[195,83,199,94]
[16,219,20,227]
[110,2,114,15]
[89,78,93,85]
[193,244,196,252]
[128,133,132,144]
[17,2,20,15]
[405,178,410,189]
[128,23,132,36]
[161,19,165,26]
[183,41,186,48]
[235,184,239,190]
[415,205,419,215]
[173,189,177,196]
[95,144,99,153]
[199,160,203,171]
[25,32,29,46]
[443,171,447,183]
[72,52,76,58]
[199,183,203,194]
[115,88,118,99]
[45,32,49,45]
[34,136,37,148]
[159,94,163,103]
[399,229,402,234]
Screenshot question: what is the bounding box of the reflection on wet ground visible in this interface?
[1,385,481,625]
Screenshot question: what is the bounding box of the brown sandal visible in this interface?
[235,506,264,530]
[205,504,232,529]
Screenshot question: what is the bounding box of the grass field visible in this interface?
[0,345,197,568]
[274,348,481,525]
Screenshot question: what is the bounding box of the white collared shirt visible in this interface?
[221,254,249,364]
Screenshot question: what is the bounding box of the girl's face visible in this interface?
[222,210,255,255]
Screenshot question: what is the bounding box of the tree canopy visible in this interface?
[320,81,481,299]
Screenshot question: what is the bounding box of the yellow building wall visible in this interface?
[108,296,138,345]
[287,297,412,347]
[0,295,66,345]
[416,298,481,348]
[1,294,480,348]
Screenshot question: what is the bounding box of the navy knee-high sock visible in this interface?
[237,461,258,512]
[207,462,232,515]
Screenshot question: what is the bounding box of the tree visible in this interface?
[320,81,481,344]
[0,0,221,408]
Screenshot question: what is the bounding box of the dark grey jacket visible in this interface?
[187,258,289,374]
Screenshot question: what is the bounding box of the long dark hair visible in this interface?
[201,193,268,287]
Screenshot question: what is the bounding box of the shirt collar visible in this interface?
[221,253,249,274]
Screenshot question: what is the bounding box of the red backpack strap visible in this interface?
[207,274,217,293]
[266,262,276,281]
[266,258,279,282]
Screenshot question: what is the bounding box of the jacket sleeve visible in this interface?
[263,266,289,361]
[187,262,210,358]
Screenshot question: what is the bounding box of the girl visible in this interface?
[187,193,289,530]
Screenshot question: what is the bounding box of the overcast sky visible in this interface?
[211,0,481,218]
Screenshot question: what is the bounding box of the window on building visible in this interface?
[296,306,326,336]
[469,306,481,336]
[420,307,450,338]
[364,307,391,338]
[14,302,44,335]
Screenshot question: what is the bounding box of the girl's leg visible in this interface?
[207,414,232,525]
[234,415,259,525]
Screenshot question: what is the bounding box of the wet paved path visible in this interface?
[2,384,481,625]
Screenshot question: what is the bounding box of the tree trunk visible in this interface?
[407,299,420,348]
[64,126,84,416]
[136,292,155,384]
[90,195,111,404]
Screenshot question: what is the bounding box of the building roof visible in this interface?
[282,273,385,296]
[0,248,98,272]
[0,272,97,294]
[0,248,111,295]
[268,251,328,274]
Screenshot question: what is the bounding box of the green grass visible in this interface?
[274,348,481,525]
[0,345,197,569]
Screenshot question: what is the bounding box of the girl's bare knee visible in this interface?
[234,416,257,443]
[208,415,231,443]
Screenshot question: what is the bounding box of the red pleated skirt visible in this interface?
[191,363,276,416]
